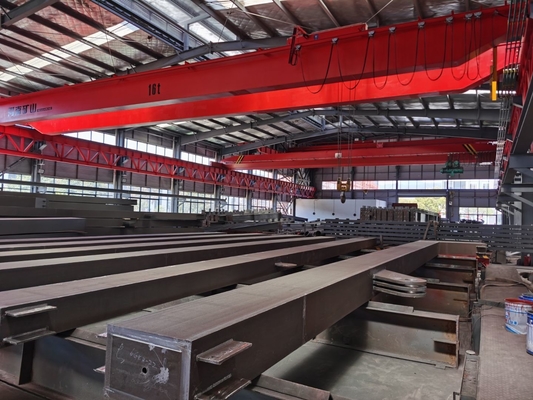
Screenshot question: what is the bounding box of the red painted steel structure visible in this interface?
[501,19,533,175]
[0,126,315,197]
[29,45,507,134]
[220,138,496,169]
[0,5,509,131]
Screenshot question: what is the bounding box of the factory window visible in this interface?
[459,207,502,225]
[321,179,498,191]
[0,173,32,193]
[123,185,172,213]
[180,151,215,166]
[223,196,247,212]
[125,139,173,158]
[41,177,114,198]
[449,179,498,190]
[252,170,274,179]
[252,198,273,211]
[65,131,115,145]
[178,191,216,214]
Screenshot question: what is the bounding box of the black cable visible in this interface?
[298,42,335,95]
[451,19,468,81]
[423,21,448,81]
[393,28,420,86]
[372,32,391,90]
[336,35,371,90]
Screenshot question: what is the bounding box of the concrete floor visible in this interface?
[263,341,464,400]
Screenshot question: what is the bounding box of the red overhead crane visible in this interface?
[0,5,510,134]
[29,45,506,134]
[219,138,496,170]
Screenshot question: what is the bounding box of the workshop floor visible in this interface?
[264,341,464,400]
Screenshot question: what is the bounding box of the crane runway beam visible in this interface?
[0,236,332,291]
[104,241,441,400]
[0,238,376,347]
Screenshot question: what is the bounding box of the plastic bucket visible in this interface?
[520,293,533,302]
[505,298,533,334]
[526,311,533,356]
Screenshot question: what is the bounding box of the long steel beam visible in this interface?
[28,45,507,134]
[0,0,59,28]
[0,236,332,291]
[219,139,495,169]
[0,232,217,250]
[0,238,376,346]
[0,234,287,262]
[104,241,440,400]
[0,6,509,126]
[0,126,316,198]
[220,127,500,155]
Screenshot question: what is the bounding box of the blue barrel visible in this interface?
[520,293,533,302]
[528,311,533,356]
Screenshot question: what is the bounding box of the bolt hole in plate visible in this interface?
[141,367,148,374]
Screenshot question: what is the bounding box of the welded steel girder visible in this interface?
[0,5,509,128]
[28,45,508,134]
[0,126,315,198]
[0,238,376,346]
[219,138,496,169]
[104,241,440,400]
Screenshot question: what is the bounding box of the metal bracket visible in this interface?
[196,377,251,400]
[373,270,427,298]
[3,328,56,345]
[5,304,57,318]
[197,339,252,365]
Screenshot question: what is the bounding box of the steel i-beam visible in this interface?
[0,232,217,250]
[0,234,289,262]
[104,241,440,400]
[0,236,332,291]
[0,238,376,346]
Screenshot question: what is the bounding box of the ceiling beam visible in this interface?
[272,0,304,28]
[188,0,250,40]
[230,0,278,37]
[317,0,340,27]
[364,0,382,27]
[91,0,202,51]
[0,0,58,28]
[125,37,288,74]
[180,108,500,145]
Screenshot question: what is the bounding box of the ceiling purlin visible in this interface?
[0,0,59,28]
[187,0,251,39]
[0,36,103,79]
[0,0,139,67]
[52,2,163,59]
[5,25,116,72]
